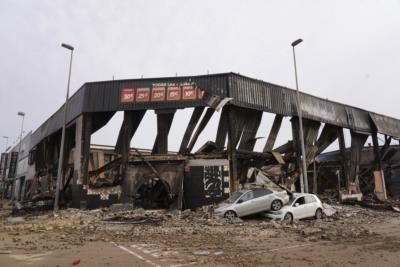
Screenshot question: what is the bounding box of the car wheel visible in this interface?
[315,208,323,219]
[224,210,237,219]
[271,199,283,211]
[283,213,293,224]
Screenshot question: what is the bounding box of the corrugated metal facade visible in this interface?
[30,72,400,149]
[31,74,228,147]
[228,73,400,137]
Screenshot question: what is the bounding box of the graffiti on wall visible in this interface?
[203,165,229,198]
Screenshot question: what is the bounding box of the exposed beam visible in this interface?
[179,107,205,154]
[372,132,387,199]
[226,106,238,193]
[337,128,348,188]
[238,110,263,151]
[228,106,249,148]
[186,108,215,153]
[214,106,229,152]
[115,110,146,155]
[263,114,283,153]
[349,131,368,183]
[315,124,340,155]
[81,113,92,185]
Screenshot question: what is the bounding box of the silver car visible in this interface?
[215,188,290,219]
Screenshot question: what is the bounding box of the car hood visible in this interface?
[215,202,233,212]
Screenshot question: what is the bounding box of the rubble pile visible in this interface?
[293,203,400,242]
[0,199,399,254]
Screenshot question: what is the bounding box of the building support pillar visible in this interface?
[153,110,176,154]
[179,107,205,154]
[186,108,215,153]
[348,131,368,185]
[238,110,263,151]
[263,114,283,153]
[81,113,92,186]
[337,128,348,188]
[372,132,387,200]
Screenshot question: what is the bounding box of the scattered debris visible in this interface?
[109,203,134,212]
[6,217,25,224]
[193,251,211,256]
[322,203,337,217]
[100,215,163,224]
[229,217,245,224]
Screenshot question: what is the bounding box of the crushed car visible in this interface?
[215,188,290,219]
[265,193,323,223]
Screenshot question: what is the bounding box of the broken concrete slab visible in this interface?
[193,250,211,256]
[6,217,25,224]
[322,203,337,217]
[110,203,134,212]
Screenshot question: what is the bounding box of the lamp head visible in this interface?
[61,43,74,51]
[291,39,303,47]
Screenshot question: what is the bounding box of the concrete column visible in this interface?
[73,115,83,184]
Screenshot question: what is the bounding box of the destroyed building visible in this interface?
[1,72,400,209]
[316,145,400,197]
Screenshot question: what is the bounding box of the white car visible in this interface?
[215,188,290,219]
[265,193,323,223]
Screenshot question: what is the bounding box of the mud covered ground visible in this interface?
[0,200,400,267]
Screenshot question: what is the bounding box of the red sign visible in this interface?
[120,88,135,103]
[182,86,196,100]
[152,87,166,101]
[136,88,150,102]
[167,87,181,101]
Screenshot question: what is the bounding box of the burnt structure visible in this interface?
[10,72,400,209]
[316,145,400,197]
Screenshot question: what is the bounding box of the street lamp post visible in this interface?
[54,43,74,212]
[17,112,25,157]
[2,136,8,152]
[291,38,309,193]
[12,112,25,201]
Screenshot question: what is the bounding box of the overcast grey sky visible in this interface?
[1,0,400,151]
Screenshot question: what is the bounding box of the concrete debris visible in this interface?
[192,250,224,256]
[0,195,399,267]
[193,250,211,256]
[229,217,245,224]
[110,203,134,212]
[6,217,25,224]
[322,203,337,217]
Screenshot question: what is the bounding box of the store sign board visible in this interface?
[120,88,135,103]
[136,88,150,102]
[120,83,202,103]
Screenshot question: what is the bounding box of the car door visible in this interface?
[291,196,308,219]
[234,191,255,216]
[252,189,273,213]
[304,196,318,217]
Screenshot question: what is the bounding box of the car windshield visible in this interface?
[288,197,297,205]
[225,191,246,203]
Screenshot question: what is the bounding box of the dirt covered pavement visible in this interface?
[1,200,400,267]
